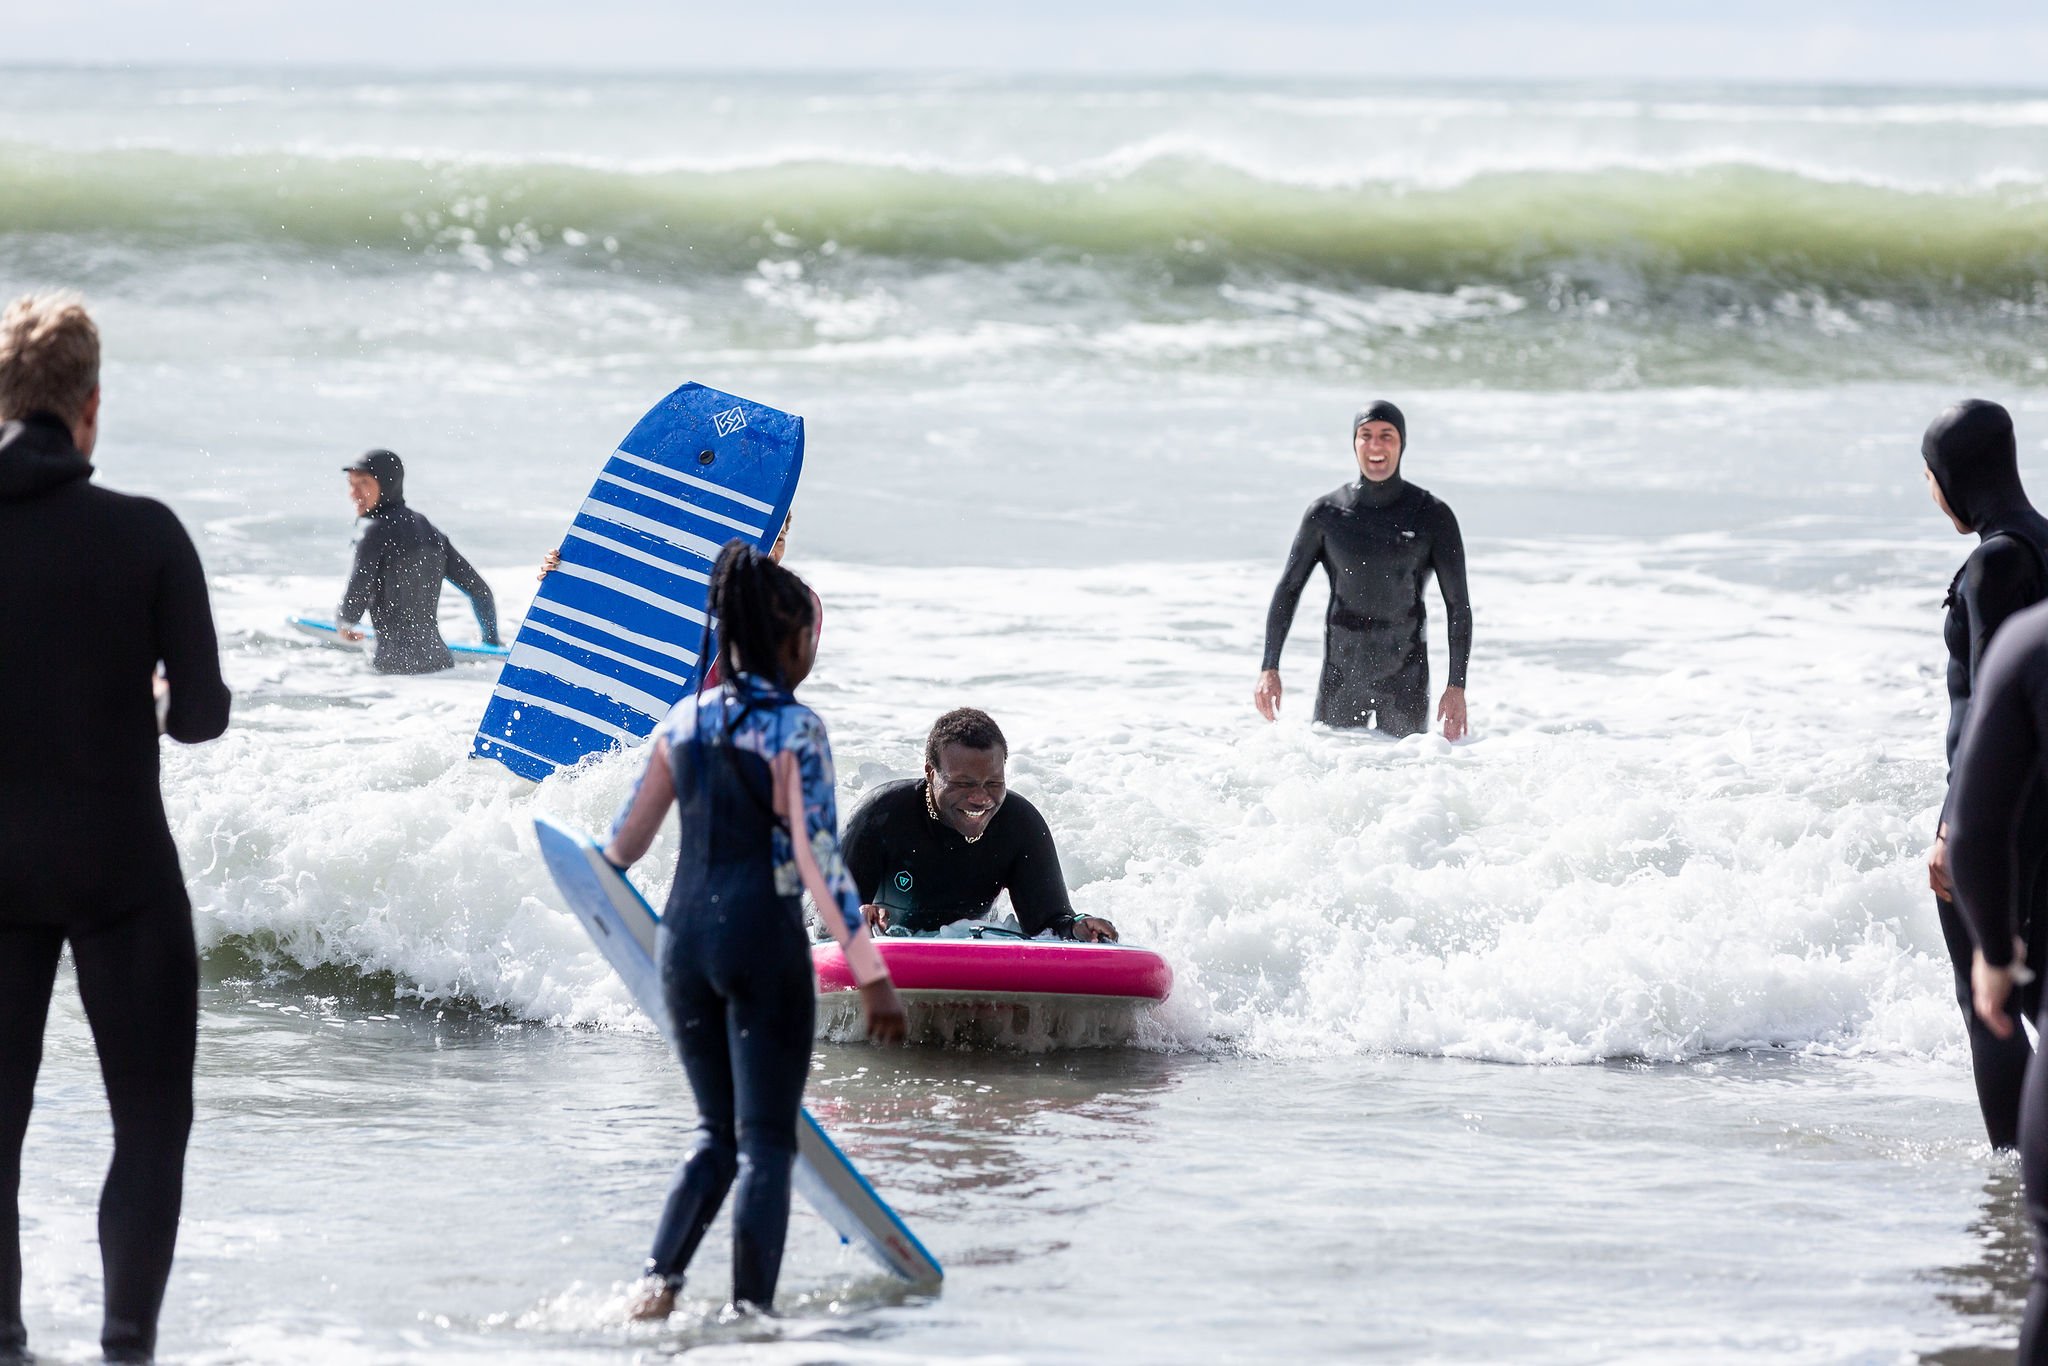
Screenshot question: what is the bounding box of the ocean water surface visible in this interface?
[5,69,2048,1361]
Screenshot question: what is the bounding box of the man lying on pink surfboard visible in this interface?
[841,708,1119,944]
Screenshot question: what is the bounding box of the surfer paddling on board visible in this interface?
[336,448,501,674]
[1919,400,2048,1150]
[1255,401,1472,738]
[603,540,905,1320]
[539,510,807,689]
[842,708,1119,942]
[0,292,230,1364]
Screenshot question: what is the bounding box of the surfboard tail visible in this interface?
[793,1112,945,1289]
[532,816,943,1289]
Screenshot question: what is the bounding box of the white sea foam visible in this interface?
[166,540,1965,1067]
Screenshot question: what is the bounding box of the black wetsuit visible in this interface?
[842,779,1082,937]
[0,413,230,1362]
[1262,473,1472,734]
[1948,603,2048,1365]
[648,690,815,1307]
[337,463,498,675]
[1926,399,2048,1150]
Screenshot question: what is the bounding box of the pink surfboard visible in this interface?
[813,936,1173,1005]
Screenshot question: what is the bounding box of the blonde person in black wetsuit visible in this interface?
[0,293,230,1364]
[1255,401,1472,738]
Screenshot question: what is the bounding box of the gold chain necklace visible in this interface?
[926,780,985,844]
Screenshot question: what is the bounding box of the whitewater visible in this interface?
[7,69,2048,1361]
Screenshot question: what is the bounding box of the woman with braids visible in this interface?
[604,538,905,1319]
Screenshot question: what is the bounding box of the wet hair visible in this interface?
[707,538,816,689]
[924,707,1007,770]
[0,291,99,424]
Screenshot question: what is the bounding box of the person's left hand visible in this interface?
[860,978,909,1044]
[1437,686,1467,741]
[1975,949,2019,1039]
[1928,824,1954,902]
[1072,916,1119,943]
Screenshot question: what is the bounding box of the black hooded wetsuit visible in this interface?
[1925,400,2048,1151]
[841,780,1083,937]
[1947,603,2048,1364]
[0,413,230,1363]
[337,455,499,675]
[1262,409,1472,734]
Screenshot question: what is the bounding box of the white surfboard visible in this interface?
[533,816,943,1289]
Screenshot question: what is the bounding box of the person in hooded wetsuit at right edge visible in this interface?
[1255,401,1472,738]
[1922,399,2048,1150]
[1944,602,2048,1363]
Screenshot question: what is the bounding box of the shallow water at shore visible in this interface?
[10,67,2048,1361]
[8,980,2029,1363]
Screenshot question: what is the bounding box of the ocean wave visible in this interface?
[7,143,2048,299]
[167,553,1965,1066]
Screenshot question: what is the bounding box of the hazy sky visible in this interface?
[12,1,2048,83]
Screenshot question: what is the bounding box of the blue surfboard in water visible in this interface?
[474,384,803,780]
[287,614,510,661]
[532,817,944,1290]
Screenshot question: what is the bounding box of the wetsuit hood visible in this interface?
[1353,400,1406,450]
[343,447,406,512]
[0,412,92,502]
[1352,399,1409,508]
[1925,399,2030,533]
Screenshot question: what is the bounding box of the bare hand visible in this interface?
[862,903,889,934]
[1254,669,1283,722]
[860,978,908,1043]
[1071,916,1119,943]
[537,548,561,581]
[1438,686,1468,741]
[339,625,366,643]
[1928,824,1953,902]
[1974,949,2019,1040]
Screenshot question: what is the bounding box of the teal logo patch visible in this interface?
[894,871,914,893]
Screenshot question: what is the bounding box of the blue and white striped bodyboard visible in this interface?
[473,383,803,780]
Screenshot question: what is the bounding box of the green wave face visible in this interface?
[6,143,2048,299]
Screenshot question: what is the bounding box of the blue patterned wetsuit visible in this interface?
[606,675,880,1307]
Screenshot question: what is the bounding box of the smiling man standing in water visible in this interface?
[1255,401,1473,738]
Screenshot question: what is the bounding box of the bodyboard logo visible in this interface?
[712,406,748,437]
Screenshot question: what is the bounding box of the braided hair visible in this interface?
[707,537,816,691]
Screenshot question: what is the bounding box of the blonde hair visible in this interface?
[0,291,100,423]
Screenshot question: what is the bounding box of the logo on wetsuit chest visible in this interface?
[894,871,914,893]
